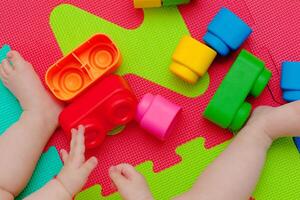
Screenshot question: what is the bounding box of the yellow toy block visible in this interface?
[134,0,162,8]
[170,36,217,84]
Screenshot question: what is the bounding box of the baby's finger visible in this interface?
[73,127,85,165]
[60,149,69,163]
[80,157,98,178]
[109,166,128,189]
[116,163,140,180]
[69,129,78,158]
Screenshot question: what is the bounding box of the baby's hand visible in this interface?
[109,164,153,200]
[246,101,300,140]
[56,125,98,197]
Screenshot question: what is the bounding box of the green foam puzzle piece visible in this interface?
[204,50,272,132]
[0,45,22,135]
[75,137,300,200]
[75,137,228,200]
[50,4,209,98]
[16,146,63,199]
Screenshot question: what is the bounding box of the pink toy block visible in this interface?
[136,93,181,141]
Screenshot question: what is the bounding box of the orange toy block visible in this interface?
[46,34,122,101]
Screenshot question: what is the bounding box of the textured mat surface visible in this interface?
[75,137,300,200]
[16,147,63,199]
[0,0,299,199]
[48,2,291,197]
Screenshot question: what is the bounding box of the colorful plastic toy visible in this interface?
[136,93,181,141]
[46,34,122,101]
[59,75,137,149]
[170,36,217,84]
[204,50,271,132]
[293,137,300,152]
[280,62,300,153]
[134,0,161,8]
[203,7,252,56]
[134,0,190,8]
[163,0,190,6]
[280,62,300,102]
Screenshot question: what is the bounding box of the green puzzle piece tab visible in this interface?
[0,45,22,135]
[16,147,63,199]
[75,137,300,200]
[50,4,209,98]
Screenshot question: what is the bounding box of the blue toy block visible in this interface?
[16,147,63,199]
[281,62,300,102]
[203,7,252,56]
[281,61,300,90]
[293,137,300,153]
[0,45,22,135]
[280,61,300,152]
[282,91,300,102]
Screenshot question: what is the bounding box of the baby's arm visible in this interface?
[176,101,300,200]
[24,125,98,200]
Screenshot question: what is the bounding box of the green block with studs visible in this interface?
[204,49,271,132]
[163,0,190,6]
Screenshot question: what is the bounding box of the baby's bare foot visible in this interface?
[109,164,153,200]
[0,51,61,122]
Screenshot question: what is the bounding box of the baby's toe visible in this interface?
[1,59,13,75]
[0,66,8,82]
[7,51,28,70]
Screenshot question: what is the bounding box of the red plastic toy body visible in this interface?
[59,75,137,149]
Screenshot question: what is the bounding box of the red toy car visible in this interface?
[59,75,137,149]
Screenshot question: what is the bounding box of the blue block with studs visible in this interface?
[203,7,252,56]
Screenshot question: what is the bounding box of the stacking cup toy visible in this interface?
[59,75,137,149]
[203,7,252,56]
[46,34,122,101]
[136,93,181,141]
[170,36,217,84]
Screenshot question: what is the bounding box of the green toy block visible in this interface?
[204,50,271,132]
[163,0,190,6]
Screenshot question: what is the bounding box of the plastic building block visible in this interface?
[203,7,252,56]
[16,147,63,199]
[280,62,300,102]
[280,63,300,152]
[163,0,190,6]
[134,0,162,8]
[136,93,181,141]
[46,34,122,101]
[51,5,209,98]
[293,137,300,152]
[59,75,137,149]
[204,50,271,132]
[0,45,22,135]
[170,36,217,84]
